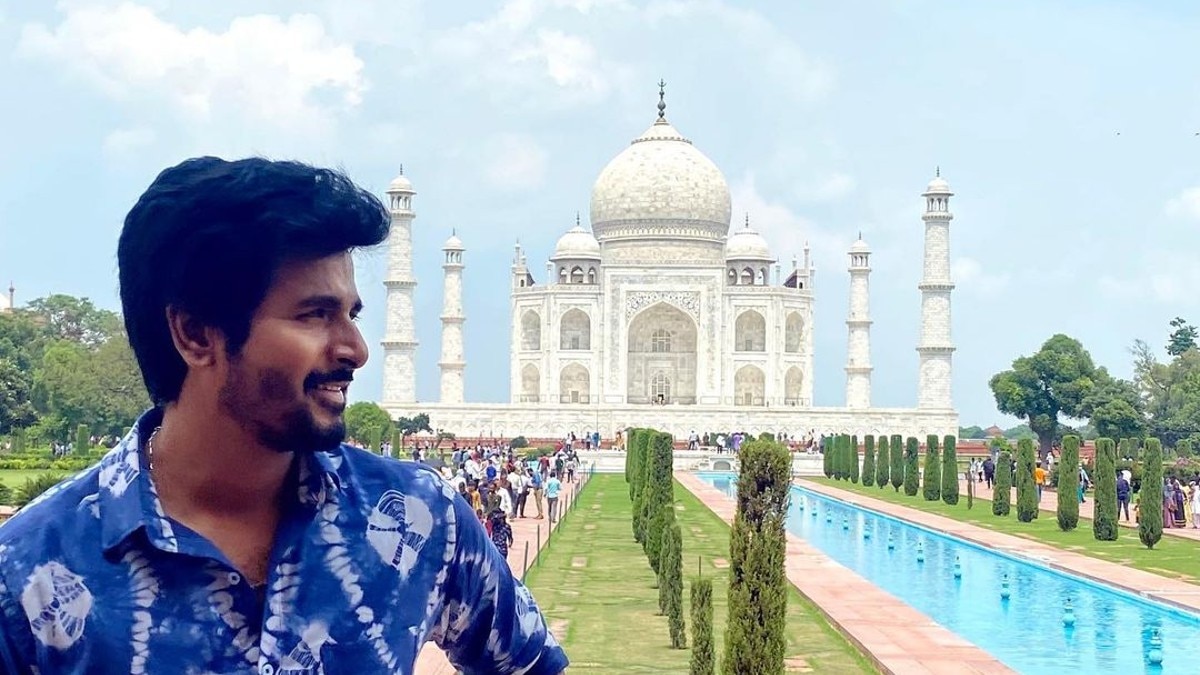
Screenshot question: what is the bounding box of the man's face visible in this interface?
[217,252,368,454]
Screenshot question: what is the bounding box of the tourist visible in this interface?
[529,467,545,519]
[491,510,515,560]
[508,465,527,518]
[1034,462,1047,503]
[983,456,995,489]
[1116,471,1131,522]
[1163,478,1177,528]
[1173,478,1186,527]
[1191,481,1200,529]
[546,472,563,524]
[0,158,565,674]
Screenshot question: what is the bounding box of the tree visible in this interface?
[1079,369,1146,442]
[1056,435,1080,531]
[34,336,147,439]
[990,334,1099,459]
[395,413,432,449]
[942,435,959,505]
[14,473,65,509]
[343,401,393,446]
[903,437,919,496]
[922,436,941,501]
[366,425,383,455]
[690,577,715,675]
[1167,316,1198,357]
[832,435,844,480]
[644,432,676,571]
[822,436,833,478]
[660,523,686,648]
[1093,438,1118,541]
[862,435,875,490]
[723,440,789,675]
[74,424,90,455]
[992,450,1012,516]
[849,435,860,484]
[1139,438,1164,549]
[25,294,121,349]
[1015,438,1038,522]
[959,425,987,439]
[891,434,905,492]
[875,435,890,488]
[1131,338,1200,447]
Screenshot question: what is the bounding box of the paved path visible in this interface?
[676,473,1013,675]
[963,478,1200,542]
[799,479,1200,615]
[415,473,591,674]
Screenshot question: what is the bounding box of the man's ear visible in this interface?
[165,306,222,368]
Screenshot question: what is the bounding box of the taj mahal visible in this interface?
[378,90,959,441]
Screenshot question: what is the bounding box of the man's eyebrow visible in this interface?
[295,295,364,314]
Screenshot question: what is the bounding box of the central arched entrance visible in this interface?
[627,303,697,404]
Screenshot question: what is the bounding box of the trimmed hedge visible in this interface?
[1139,438,1164,549]
[875,435,890,488]
[922,435,941,501]
[690,577,715,675]
[849,435,860,484]
[992,450,1012,516]
[903,437,919,496]
[1057,435,1080,531]
[891,434,905,492]
[1093,438,1118,541]
[862,435,875,491]
[661,523,686,648]
[1016,438,1038,523]
[942,435,959,505]
[822,436,834,478]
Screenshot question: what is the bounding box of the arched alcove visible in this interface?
[735,310,766,352]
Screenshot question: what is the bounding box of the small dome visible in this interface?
[552,225,601,260]
[850,237,870,253]
[443,233,464,250]
[387,170,413,192]
[925,174,951,195]
[725,222,773,261]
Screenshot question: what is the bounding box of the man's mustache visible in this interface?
[304,369,355,389]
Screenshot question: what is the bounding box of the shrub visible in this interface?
[662,523,686,648]
[903,437,919,496]
[644,431,677,570]
[690,577,715,675]
[922,436,941,501]
[758,432,775,443]
[14,473,66,509]
[875,435,890,488]
[1093,438,1118,541]
[862,435,875,490]
[833,435,845,480]
[992,450,1012,516]
[74,424,90,455]
[367,426,383,455]
[942,435,959,505]
[849,435,860,484]
[0,483,12,506]
[1016,438,1038,522]
[1176,439,1194,458]
[1139,438,1164,549]
[1057,435,1080,531]
[724,440,789,675]
[892,434,905,492]
[510,435,529,449]
[822,437,833,478]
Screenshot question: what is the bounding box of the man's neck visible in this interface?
[150,404,295,520]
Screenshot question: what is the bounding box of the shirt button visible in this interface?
[261,664,275,675]
[228,572,241,586]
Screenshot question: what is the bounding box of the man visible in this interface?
[0,158,566,674]
[529,467,545,519]
[1116,471,1131,521]
[982,456,995,489]
[508,465,527,518]
[545,472,563,524]
[1034,461,1047,503]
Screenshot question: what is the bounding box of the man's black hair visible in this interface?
[118,157,390,404]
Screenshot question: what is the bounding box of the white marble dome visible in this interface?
[850,237,871,253]
[388,172,413,192]
[443,233,464,250]
[552,225,601,260]
[924,175,951,194]
[589,118,731,242]
[725,223,773,261]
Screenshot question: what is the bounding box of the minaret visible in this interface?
[917,169,956,409]
[844,234,873,408]
[381,167,418,405]
[439,231,466,404]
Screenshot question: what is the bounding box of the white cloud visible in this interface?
[952,256,1011,296]
[483,133,549,190]
[729,172,843,266]
[101,127,157,157]
[18,3,366,133]
[796,172,856,202]
[1098,250,1200,305]
[1165,187,1200,221]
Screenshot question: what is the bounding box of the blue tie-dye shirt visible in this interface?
[0,410,568,674]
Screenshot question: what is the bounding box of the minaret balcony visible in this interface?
[381,339,419,349]
[384,279,418,288]
[917,281,955,291]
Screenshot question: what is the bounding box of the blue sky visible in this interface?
[2,0,1199,427]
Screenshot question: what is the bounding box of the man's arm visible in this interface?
[436,495,568,675]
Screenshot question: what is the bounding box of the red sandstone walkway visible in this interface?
[963,478,1200,542]
[676,472,1013,675]
[415,474,590,675]
[799,479,1200,614]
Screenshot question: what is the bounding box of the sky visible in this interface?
[2,0,1199,427]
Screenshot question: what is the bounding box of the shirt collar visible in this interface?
[99,408,345,556]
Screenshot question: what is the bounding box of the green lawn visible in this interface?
[809,477,1200,584]
[0,469,66,489]
[523,475,875,674]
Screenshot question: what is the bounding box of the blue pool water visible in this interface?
[697,473,1200,673]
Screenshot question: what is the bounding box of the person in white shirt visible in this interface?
[508,469,526,517]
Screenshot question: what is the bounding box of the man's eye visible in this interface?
[302,309,330,320]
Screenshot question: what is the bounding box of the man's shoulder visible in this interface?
[334,445,458,505]
[0,463,102,555]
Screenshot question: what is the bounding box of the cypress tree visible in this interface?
[12,428,25,454]
[74,424,90,455]
[903,437,919,496]
[1178,439,1194,458]
[390,429,401,457]
[1093,438,1118,541]
[822,437,833,478]
[1016,438,1038,522]
[690,578,715,675]
[922,435,941,501]
[891,434,905,492]
[663,523,686,648]
[723,440,789,675]
[367,426,383,456]
[834,435,847,480]
[631,429,647,540]
[645,432,676,569]
[849,435,860,484]
[875,435,890,488]
[1139,438,1164,549]
[992,450,1012,516]
[862,435,876,490]
[942,435,959,505]
[1056,435,1080,531]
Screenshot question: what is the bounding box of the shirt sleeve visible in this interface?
[437,495,568,675]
